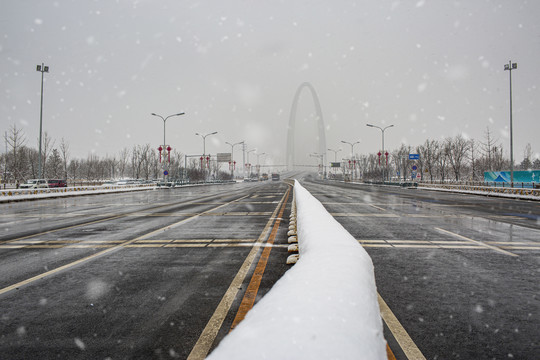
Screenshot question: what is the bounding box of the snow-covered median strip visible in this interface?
[207,180,386,360]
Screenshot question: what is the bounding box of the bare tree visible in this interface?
[417,139,439,181]
[520,143,533,170]
[59,138,70,179]
[445,135,470,181]
[480,127,500,172]
[469,139,479,181]
[40,131,55,178]
[47,149,62,178]
[5,125,27,182]
[117,148,129,179]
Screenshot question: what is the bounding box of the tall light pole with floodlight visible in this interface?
[151,112,185,180]
[366,124,394,181]
[36,63,49,179]
[504,60,517,185]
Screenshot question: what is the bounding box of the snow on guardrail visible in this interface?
[418,182,540,200]
[0,184,156,202]
[207,180,386,360]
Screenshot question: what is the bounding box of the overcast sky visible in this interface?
[1,0,539,166]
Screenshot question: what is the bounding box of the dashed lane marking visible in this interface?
[434,227,519,257]
[0,195,251,296]
[357,239,539,252]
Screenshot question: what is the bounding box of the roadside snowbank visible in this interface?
[207,180,386,360]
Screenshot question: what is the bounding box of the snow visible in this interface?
[207,180,386,360]
[0,184,156,203]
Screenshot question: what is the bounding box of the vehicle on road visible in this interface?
[271,173,280,181]
[19,179,49,189]
[48,179,67,188]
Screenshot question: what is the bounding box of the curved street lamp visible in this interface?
[225,141,244,179]
[196,131,218,157]
[366,124,394,181]
[196,132,218,181]
[341,140,360,180]
[151,112,185,180]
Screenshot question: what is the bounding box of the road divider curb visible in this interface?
[287,189,299,264]
[207,180,386,360]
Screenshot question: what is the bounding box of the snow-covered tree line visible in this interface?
[1,125,231,184]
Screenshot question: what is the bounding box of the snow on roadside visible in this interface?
[207,180,386,360]
[0,185,156,203]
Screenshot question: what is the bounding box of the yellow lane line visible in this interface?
[187,186,291,360]
[370,204,387,212]
[378,293,426,360]
[0,195,250,296]
[229,187,290,331]
[434,227,518,257]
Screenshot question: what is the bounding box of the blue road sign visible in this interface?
[164,170,169,176]
[412,165,417,171]
[409,154,420,160]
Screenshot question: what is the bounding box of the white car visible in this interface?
[19,179,49,189]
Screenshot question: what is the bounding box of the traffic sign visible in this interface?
[163,170,168,176]
[409,154,420,160]
[412,165,417,171]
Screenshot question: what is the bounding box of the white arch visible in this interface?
[286,82,327,170]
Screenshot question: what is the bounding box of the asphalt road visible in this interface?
[299,175,539,360]
[1,176,539,360]
[0,181,293,359]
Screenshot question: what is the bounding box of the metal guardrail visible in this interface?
[0,184,156,198]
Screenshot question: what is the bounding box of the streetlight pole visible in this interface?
[328,148,342,163]
[196,131,218,181]
[504,60,517,185]
[328,148,342,177]
[225,141,243,179]
[255,152,266,179]
[341,140,359,180]
[310,153,325,178]
[151,112,185,180]
[366,124,394,182]
[36,63,49,179]
[247,149,256,179]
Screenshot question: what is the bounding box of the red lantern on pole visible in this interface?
[206,156,210,168]
[200,156,203,169]
[167,146,172,162]
[385,151,389,165]
[377,151,382,165]
[158,146,163,163]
